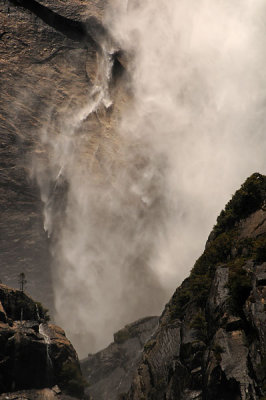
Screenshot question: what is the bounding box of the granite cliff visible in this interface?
[0,0,124,312]
[122,173,266,400]
[79,173,266,400]
[1,1,266,398]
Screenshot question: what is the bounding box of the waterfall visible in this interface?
[35,303,41,321]
[39,322,53,383]
[33,0,266,357]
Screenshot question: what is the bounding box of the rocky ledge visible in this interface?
[81,316,158,400]
[0,284,86,398]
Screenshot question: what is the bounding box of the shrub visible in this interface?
[254,237,266,263]
[114,328,130,344]
[214,173,266,236]
[228,258,252,315]
[35,301,50,322]
[190,311,208,342]
[169,174,266,321]
[169,230,235,320]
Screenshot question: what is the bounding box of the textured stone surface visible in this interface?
[208,265,229,315]
[124,176,266,400]
[239,209,266,239]
[81,316,158,400]
[0,284,81,395]
[0,0,108,311]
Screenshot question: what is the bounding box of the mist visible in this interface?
[34,0,266,356]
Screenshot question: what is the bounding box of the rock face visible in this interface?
[0,284,85,397]
[122,173,266,400]
[0,0,108,311]
[81,316,158,400]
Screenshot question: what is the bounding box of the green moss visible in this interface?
[254,237,266,263]
[214,173,266,236]
[60,362,88,398]
[170,230,235,320]
[169,173,266,322]
[190,311,208,342]
[13,295,50,321]
[227,258,252,315]
[35,301,50,321]
[114,328,131,344]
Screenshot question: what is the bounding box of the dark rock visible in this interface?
[0,302,7,323]
[81,316,158,400]
[124,174,266,400]
[225,316,243,332]
[0,285,83,397]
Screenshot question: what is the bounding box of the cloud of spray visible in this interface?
[33,46,171,355]
[106,0,266,286]
[34,0,266,356]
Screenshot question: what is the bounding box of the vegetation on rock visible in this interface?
[60,362,88,398]
[227,258,252,315]
[190,311,208,342]
[126,174,266,399]
[214,173,266,236]
[170,173,266,321]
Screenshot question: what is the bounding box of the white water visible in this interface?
[33,0,266,356]
[39,323,53,371]
[35,303,41,321]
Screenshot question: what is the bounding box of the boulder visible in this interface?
[0,285,84,398]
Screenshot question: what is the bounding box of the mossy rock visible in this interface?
[114,328,131,344]
[59,361,88,398]
[214,173,266,236]
[227,258,252,315]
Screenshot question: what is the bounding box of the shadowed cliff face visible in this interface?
[81,316,159,400]
[123,174,266,400]
[0,284,84,397]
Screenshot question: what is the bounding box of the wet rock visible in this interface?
[0,302,7,323]
[0,285,83,397]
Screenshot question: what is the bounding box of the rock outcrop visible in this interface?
[81,316,158,400]
[0,284,85,398]
[122,173,266,400]
[0,387,79,400]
